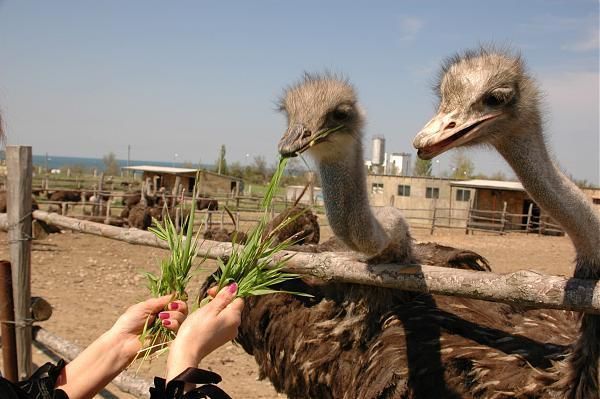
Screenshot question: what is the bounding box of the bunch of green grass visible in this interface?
[136,183,204,363]
[207,156,311,301]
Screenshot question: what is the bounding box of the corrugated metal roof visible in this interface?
[450,179,524,191]
[121,165,243,181]
[121,165,198,174]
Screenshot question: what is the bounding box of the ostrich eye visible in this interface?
[482,87,515,108]
[330,106,352,122]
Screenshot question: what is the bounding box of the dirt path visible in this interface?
[0,227,576,398]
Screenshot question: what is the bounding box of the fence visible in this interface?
[1,146,598,392]
[399,201,564,236]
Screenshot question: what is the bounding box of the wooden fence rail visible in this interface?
[1,210,598,314]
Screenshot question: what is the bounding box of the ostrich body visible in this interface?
[199,74,581,398]
[413,48,599,398]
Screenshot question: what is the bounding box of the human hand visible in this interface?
[166,283,244,380]
[108,295,188,359]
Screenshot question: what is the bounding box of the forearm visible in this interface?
[57,330,136,399]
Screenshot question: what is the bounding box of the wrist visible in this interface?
[166,337,203,381]
[101,329,140,366]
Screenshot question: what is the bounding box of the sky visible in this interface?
[1,1,598,184]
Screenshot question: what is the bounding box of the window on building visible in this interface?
[425,187,439,199]
[593,198,600,205]
[456,189,471,202]
[371,183,384,194]
[397,185,411,197]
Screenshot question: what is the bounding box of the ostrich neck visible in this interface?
[496,128,600,277]
[316,141,389,254]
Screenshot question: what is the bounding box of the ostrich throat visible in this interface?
[317,142,389,255]
[496,126,600,277]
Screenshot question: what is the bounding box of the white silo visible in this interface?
[372,136,385,166]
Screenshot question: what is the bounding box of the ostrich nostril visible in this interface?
[445,122,456,130]
[302,129,312,139]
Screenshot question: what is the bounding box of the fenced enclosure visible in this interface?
[1,146,594,397]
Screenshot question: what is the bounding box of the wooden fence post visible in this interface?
[6,145,33,379]
[0,260,18,382]
[430,207,437,235]
[500,201,507,234]
[526,203,533,234]
[104,195,112,225]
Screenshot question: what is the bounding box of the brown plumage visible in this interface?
[127,203,152,230]
[203,228,247,244]
[264,205,320,246]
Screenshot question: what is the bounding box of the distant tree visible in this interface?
[413,158,432,177]
[215,145,228,175]
[228,161,244,179]
[449,150,474,179]
[252,155,268,182]
[102,152,120,176]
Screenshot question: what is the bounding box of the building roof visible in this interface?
[121,165,199,174]
[450,179,525,191]
[121,165,243,181]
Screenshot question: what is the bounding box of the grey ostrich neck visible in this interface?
[316,137,389,255]
[496,122,600,278]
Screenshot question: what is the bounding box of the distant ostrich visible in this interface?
[413,47,600,398]
[0,191,39,213]
[197,196,219,211]
[264,184,320,246]
[47,190,81,214]
[199,74,579,398]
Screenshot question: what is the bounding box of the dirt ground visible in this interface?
[0,224,576,398]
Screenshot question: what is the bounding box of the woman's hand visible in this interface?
[56,296,188,399]
[166,283,244,381]
[108,295,188,360]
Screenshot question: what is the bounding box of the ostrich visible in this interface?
[413,47,599,398]
[200,74,579,398]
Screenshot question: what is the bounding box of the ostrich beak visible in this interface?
[413,110,502,160]
[278,124,344,158]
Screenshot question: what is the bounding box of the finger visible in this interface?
[143,294,174,314]
[222,298,244,323]
[161,310,186,327]
[160,317,180,332]
[228,298,245,315]
[207,286,218,298]
[168,300,188,316]
[207,283,237,315]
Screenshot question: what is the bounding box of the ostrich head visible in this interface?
[278,73,365,163]
[413,48,542,160]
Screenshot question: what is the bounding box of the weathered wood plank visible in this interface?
[6,145,33,379]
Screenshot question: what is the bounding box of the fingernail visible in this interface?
[228,283,237,294]
[169,302,179,310]
[159,312,169,320]
[162,319,171,326]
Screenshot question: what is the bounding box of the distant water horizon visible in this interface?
[29,154,210,172]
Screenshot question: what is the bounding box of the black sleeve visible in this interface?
[149,367,231,399]
[0,360,68,399]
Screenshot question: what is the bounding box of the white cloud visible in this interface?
[398,16,424,42]
[561,27,600,52]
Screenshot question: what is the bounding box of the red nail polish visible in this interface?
[159,312,169,319]
[162,319,171,326]
[169,302,179,310]
[228,283,237,294]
